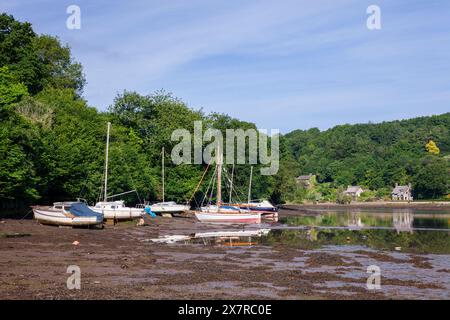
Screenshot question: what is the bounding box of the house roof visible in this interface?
[345,186,363,193]
[392,185,411,194]
[297,174,313,180]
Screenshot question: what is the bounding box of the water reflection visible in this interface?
[146,208,450,254]
[146,229,270,246]
[146,227,450,254]
[392,209,414,233]
[280,208,450,232]
[263,228,450,254]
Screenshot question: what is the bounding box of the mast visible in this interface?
[104,122,111,202]
[248,166,253,204]
[162,146,165,202]
[229,164,234,203]
[216,144,222,211]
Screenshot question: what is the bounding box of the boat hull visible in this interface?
[33,208,103,226]
[149,204,190,214]
[194,212,261,224]
[230,203,278,219]
[89,207,143,220]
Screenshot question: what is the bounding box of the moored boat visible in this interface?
[193,145,261,224]
[32,202,103,227]
[230,200,278,219]
[148,147,190,215]
[91,122,144,221]
[194,211,261,223]
[226,166,278,220]
[149,201,190,214]
[90,200,143,220]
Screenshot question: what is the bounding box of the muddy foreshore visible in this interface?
[0,210,448,300]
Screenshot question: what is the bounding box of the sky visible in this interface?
[2,0,450,132]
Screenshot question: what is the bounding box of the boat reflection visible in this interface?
[146,229,270,246]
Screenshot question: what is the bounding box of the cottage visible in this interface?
[392,183,413,201]
[296,174,316,189]
[343,186,364,199]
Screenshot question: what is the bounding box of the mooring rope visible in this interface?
[20,209,33,220]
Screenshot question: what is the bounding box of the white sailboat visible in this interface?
[89,122,144,220]
[194,145,262,224]
[227,166,278,220]
[33,202,103,227]
[149,147,190,214]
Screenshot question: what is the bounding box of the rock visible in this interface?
[136,218,145,226]
[94,281,100,284]
[72,241,80,246]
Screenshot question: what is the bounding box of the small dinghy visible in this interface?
[32,202,103,227]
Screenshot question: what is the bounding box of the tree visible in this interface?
[0,14,85,95]
[33,35,86,95]
[413,156,448,199]
[425,139,440,155]
[0,66,28,110]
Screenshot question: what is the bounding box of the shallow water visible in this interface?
[271,208,450,254]
[279,207,450,231]
[150,208,450,254]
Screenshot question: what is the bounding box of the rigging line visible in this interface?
[118,144,143,204]
[221,168,247,203]
[200,165,216,207]
[187,162,211,204]
[208,172,217,206]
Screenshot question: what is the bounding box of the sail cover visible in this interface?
[70,202,103,218]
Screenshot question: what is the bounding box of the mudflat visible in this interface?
[0,212,448,300]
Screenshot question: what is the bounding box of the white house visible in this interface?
[343,186,364,199]
[392,183,413,201]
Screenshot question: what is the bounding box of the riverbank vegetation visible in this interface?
[0,14,449,212]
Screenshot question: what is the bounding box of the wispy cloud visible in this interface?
[4,0,450,131]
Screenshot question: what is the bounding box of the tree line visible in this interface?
[0,14,449,212]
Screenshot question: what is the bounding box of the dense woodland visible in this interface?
[0,14,449,212]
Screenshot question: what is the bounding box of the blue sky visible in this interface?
[2,0,450,132]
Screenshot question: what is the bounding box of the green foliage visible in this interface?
[283,113,450,201]
[0,13,85,95]
[335,188,352,204]
[412,155,449,199]
[0,66,28,109]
